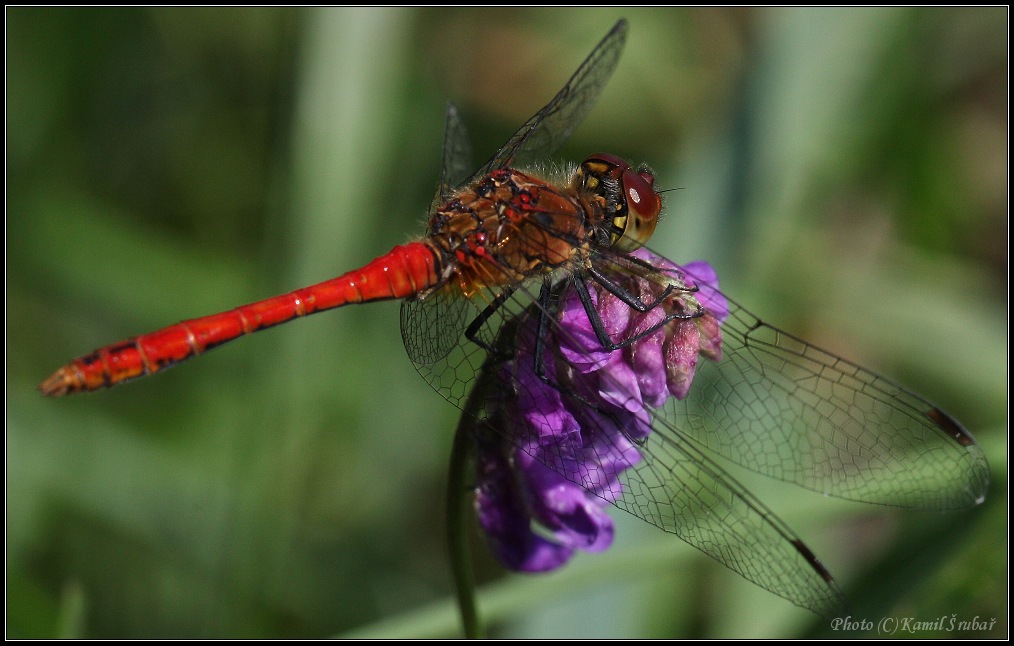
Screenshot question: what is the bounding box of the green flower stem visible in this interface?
[447,410,484,639]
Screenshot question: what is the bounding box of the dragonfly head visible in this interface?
[576,153,662,252]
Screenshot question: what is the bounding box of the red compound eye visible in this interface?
[581,153,662,251]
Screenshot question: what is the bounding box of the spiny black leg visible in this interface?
[462,280,567,389]
[532,281,556,385]
[572,273,702,351]
[527,281,640,439]
[464,285,519,359]
[587,265,676,312]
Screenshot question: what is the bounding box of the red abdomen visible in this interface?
[39,242,441,396]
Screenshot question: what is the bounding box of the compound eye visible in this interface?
[623,166,661,221]
[578,154,663,252]
[611,164,661,251]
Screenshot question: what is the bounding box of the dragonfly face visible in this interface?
[574,152,662,252]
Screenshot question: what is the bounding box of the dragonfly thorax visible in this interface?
[426,168,601,296]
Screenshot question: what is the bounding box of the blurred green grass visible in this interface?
[7,7,1006,638]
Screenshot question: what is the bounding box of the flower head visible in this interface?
[475,249,728,572]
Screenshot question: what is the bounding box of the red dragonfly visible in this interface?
[40,20,988,616]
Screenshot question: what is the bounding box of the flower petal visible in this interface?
[665,319,702,400]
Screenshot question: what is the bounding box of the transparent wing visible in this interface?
[583,251,989,510]
[669,261,989,510]
[430,102,474,212]
[468,19,628,182]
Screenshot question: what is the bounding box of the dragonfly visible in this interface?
[40,19,988,617]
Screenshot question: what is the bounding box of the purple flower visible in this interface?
[475,249,728,572]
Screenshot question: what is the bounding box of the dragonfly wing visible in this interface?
[581,249,989,510]
[402,285,491,405]
[430,102,474,212]
[619,424,846,616]
[662,261,991,510]
[575,397,847,616]
[471,19,628,180]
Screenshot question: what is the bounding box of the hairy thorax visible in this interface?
[427,168,604,297]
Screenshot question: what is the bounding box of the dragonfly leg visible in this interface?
[586,265,676,312]
[464,284,519,361]
[531,281,556,385]
[572,273,702,351]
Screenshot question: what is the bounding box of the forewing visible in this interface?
[430,102,474,212]
[470,19,628,181]
[665,262,990,510]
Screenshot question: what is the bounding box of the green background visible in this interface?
[7,7,1006,638]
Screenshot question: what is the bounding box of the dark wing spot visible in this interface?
[927,406,976,448]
